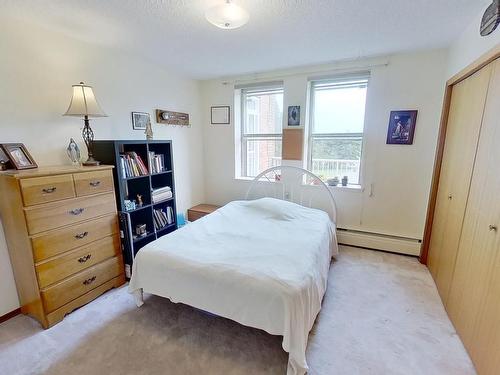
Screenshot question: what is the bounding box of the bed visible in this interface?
[128,167,338,375]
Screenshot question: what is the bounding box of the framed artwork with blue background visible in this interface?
[386,110,418,145]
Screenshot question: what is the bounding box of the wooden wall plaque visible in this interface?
[156,109,190,126]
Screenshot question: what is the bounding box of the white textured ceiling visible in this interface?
[3,0,491,79]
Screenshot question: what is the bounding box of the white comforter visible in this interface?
[129,198,338,374]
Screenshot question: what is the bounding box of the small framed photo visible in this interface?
[287,106,300,126]
[386,110,418,145]
[211,106,230,125]
[0,147,12,170]
[132,112,151,130]
[1,143,37,170]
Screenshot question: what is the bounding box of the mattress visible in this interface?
[129,197,338,374]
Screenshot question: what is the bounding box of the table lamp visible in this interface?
[64,82,107,166]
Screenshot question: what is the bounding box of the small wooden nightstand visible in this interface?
[187,204,220,222]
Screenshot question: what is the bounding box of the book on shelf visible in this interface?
[152,186,173,203]
[148,151,165,174]
[120,152,149,178]
[153,206,174,230]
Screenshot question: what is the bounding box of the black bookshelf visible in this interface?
[93,140,177,277]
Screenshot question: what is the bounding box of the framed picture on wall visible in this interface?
[211,106,230,125]
[1,143,37,170]
[131,112,151,130]
[386,110,418,145]
[287,106,300,126]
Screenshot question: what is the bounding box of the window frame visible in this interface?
[239,84,284,178]
[307,73,369,186]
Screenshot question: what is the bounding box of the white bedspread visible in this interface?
[128,198,338,374]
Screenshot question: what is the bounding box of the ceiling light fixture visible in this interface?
[205,0,249,30]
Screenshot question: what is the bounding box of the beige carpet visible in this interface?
[0,246,476,375]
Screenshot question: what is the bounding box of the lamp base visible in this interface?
[82,156,100,166]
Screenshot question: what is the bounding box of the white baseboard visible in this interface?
[336,228,422,256]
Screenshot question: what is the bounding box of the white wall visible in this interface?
[0,19,205,315]
[446,8,500,78]
[201,49,448,240]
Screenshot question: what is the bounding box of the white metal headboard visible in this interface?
[245,166,337,222]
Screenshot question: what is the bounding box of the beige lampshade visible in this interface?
[64,82,107,117]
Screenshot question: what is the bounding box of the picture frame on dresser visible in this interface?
[0,146,12,170]
[1,143,37,170]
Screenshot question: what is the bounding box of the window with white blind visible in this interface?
[238,84,284,178]
[308,74,369,185]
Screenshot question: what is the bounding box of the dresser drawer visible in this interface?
[41,256,123,312]
[36,235,120,288]
[74,170,114,197]
[31,214,119,262]
[25,192,116,235]
[20,174,75,206]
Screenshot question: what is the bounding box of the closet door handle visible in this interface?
[489,225,497,232]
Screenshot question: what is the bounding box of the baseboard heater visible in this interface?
[336,228,422,256]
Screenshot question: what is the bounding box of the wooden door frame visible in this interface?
[420,45,500,264]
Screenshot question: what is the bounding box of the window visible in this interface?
[308,74,369,185]
[238,85,284,178]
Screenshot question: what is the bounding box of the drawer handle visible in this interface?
[42,187,57,194]
[78,254,92,263]
[75,231,88,239]
[69,208,85,215]
[489,224,498,232]
[83,276,96,285]
[89,181,101,187]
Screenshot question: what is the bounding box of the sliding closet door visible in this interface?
[473,246,500,375]
[446,59,500,356]
[427,63,492,303]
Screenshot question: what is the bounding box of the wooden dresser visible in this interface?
[0,165,125,328]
